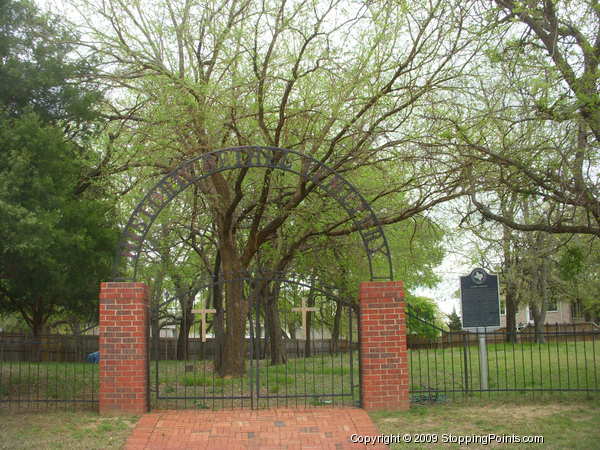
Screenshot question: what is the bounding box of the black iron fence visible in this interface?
[406,307,600,402]
[150,304,360,410]
[0,334,99,411]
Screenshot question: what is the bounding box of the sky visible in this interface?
[416,258,466,316]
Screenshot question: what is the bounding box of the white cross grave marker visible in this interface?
[292,298,317,340]
[192,303,216,342]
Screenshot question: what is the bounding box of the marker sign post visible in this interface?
[460,268,501,391]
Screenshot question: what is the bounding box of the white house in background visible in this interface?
[158,325,177,338]
[86,325,179,337]
[293,327,332,340]
[499,298,587,328]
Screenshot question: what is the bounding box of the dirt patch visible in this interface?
[78,416,137,431]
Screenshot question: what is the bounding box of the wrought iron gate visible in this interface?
[149,275,360,410]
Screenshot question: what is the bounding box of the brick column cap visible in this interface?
[100,281,148,289]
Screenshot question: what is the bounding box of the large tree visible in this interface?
[424,0,600,236]
[73,0,474,375]
[0,0,117,337]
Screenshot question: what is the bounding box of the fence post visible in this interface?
[99,282,149,415]
[478,331,489,391]
[462,333,470,392]
[359,281,409,411]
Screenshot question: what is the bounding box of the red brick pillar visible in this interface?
[359,281,409,411]
[99,282,149,415]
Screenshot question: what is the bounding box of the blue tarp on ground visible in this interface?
[86,351,99,363]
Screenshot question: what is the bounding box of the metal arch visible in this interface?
[113,146,393,281]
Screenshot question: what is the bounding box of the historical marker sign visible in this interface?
[460,268,500,330]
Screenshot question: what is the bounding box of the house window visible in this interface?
[528,299,558,315]
[500,300,506,315]
[571,301,584,320]
[547,297,558,312]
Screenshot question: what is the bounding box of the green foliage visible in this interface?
[557,240,600,319]
[0,0,101,131]
[0,0,116,335]
[559,246,586,281]
[0,113,118,333]
[405,294,444,338]
[446,307,462,331]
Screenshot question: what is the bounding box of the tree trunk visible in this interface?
[31,313,44,339]
[212,252,225,371]
[330,301,342,353]
[220,280,248,376]
[501,217,519,343]
[151,313,160,360]
[268,306,286,364]
[176,295,194,360]
[304,295,315,357]
[30,304,46,362]
[289,322,298,355]
[262,296,270,360]
[217,240,248,377]
[213,299,225,369]
[150,269,165,361]
[529,302,547,344]
[249,280,265,360]
[505,285,518,343]
[266,282,286,365]
[531,255,550,344]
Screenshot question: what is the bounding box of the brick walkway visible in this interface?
[125,408,387,449]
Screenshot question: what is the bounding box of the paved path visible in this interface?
[125,408,387,449]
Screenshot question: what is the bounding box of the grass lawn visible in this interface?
[0,361,98,406]
[150,352,358,409]
[0,411,137,450]
[370,399,600,449]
